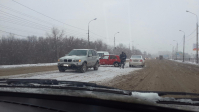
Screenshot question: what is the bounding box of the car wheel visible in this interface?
[94,62,99,70]
[129,65,131,67]
[80,62,87,73]
[114,62,119,67]
[58,66,65,72]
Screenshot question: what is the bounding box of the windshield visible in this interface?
[68,50,87,56]
[97,53,104,57]
[1,0,199,111]
[131,56,141,59]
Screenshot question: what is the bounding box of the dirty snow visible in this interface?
[1,63,141,83]
[0,63,57,69]
[169,59,199,66]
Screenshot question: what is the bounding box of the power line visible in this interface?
[10,0,107,39]
[186,29,196,38]
[0,10,53,30]
[0,10,92,38]
[0,4,88,35]
[0,29,28,37]
[11,0,87,31]
[0,25,45,35]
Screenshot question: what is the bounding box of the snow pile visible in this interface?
[169,59,199,66]
[131,92,199,104]
[0,63,57,69]
[131,92,160,103]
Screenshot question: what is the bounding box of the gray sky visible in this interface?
[1,0,199,55]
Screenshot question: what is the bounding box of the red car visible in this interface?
[99,55,121,67]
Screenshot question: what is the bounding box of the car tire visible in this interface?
[94,62,99,70]
[58,66,65,72]
[114,62,119,67]
[80,62,87,73]
[129,65,131,67]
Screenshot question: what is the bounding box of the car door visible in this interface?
[109,55,117,65]
[87,50,93,67]
[91,50,97,66]
[100,55,109,65]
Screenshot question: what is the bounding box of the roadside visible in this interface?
[0,66,58,76]
[98,59,199,94]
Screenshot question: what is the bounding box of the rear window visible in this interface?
[131,55,141,58]
[98,53,104,57]
[101,56,109,59]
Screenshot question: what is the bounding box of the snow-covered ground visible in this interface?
[169,59,199,66]
[0,63,57,69]
[1,63,141,83]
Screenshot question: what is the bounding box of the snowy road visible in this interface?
[1,63,141,83]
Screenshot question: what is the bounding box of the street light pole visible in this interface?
[173,40,178,60]
[88,18,97,48]
[170,44,174,59]
[114,32,119,49]
[186,10,198,63]
[179,30,185,62]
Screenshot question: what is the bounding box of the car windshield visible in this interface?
[131,56,141,58]
[1,0,199,111]
[97,53,104,57]
[68,50,87,56]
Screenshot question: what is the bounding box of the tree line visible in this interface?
[0,28,143,65]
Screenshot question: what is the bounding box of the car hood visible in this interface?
[60,55,86,60]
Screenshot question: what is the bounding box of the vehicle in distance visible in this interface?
[97,51,109,58]
[159,55,163,60]
[99,55,121,67]
[129,55,145,67]
[57,49,99,73]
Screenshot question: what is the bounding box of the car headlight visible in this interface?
[73,60,81,62]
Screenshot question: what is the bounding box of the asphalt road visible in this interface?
[99,59,199,94]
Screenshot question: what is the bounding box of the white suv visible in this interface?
[57,49,99,73]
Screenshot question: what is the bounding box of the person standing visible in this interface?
[119,52,127,69]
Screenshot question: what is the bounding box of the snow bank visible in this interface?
[0,63,57,69]
[169,59,199,66]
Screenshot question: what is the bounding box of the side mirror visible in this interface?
[88,54,92,57]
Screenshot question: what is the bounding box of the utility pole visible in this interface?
[173,40,178,60]
[114,32,119,49]
[186,10,198,63]
[183,34,185,62]
[197,22,198,63]
[179,30,185,62]
[88,18,97,48]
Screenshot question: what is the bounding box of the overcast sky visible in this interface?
[1,0,199,55]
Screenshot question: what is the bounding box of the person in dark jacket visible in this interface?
[119,52,127,69]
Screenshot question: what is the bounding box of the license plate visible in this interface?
[63,64,70,66]
[133,60,138,62]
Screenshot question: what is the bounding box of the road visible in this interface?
[1,63,141,83]
[98,59,199,94]
[2,59,199,94]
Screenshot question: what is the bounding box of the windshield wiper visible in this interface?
[0,79,131,95]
